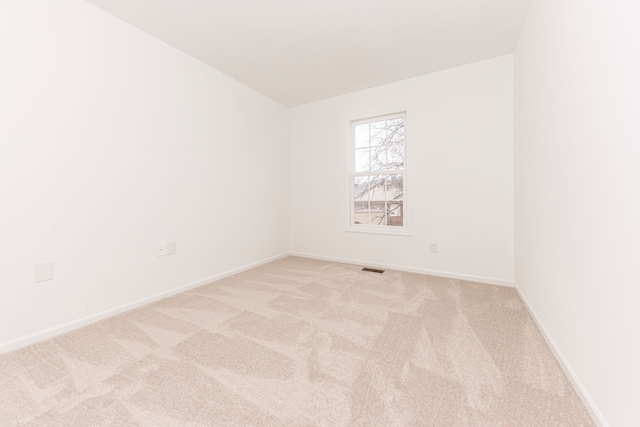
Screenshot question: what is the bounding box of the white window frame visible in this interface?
[346,111,410,236]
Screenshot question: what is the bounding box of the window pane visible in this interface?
[387,118,404,143]
[368,175,385,201]
[385,174,402,226]
[353,176,369,225]
[386,174,403,201]
[369,175,386,225]
[385,118,404,170]
[354,204,368,225]
[353,176,369,202]
[387,202,403,226]
[370,120,387,147]
[355,148,370,172]
[386,142,404,170]
[369,144,386,171]
[370,202,386,225]
[355,124,370,148]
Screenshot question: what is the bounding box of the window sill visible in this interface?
[346,226,412,237]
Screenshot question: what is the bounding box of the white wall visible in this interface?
[290,56,514,286]
[515,1,640,425]
[0,0,289,350]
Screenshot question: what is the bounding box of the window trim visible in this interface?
[346,111,411,236]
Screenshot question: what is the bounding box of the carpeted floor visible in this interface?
[0,256,594,426]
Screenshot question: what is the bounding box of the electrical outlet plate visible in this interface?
[167,241,177,255]
[35,262,54,282]
[430,243,438,254]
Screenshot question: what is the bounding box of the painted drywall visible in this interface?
[0,0,289,349]
[290,55,514,286]
[514,1,640,425]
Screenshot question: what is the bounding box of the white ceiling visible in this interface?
[85,0,533,106]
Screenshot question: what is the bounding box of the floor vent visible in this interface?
[362,267,385,274]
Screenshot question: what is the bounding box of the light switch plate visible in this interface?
[157,243,167,257]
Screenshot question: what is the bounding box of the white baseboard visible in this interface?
[289,251,514,288]
[0,251,513,354]
[0,252,289,355]
[514,283,608,427]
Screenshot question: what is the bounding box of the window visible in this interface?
[348,112,408,235]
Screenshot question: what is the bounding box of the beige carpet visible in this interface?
[0,256,594,426]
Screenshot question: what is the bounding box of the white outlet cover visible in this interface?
[430,243,438,253]
[167,241,177,255]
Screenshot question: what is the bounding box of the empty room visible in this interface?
[1,0,638,426]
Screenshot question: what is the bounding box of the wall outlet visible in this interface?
[35,262,54,283]
[430,243,438,254]
[167,241,177,255]
[157,243,167,257]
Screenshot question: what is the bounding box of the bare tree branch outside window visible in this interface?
[352,115,405,227]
